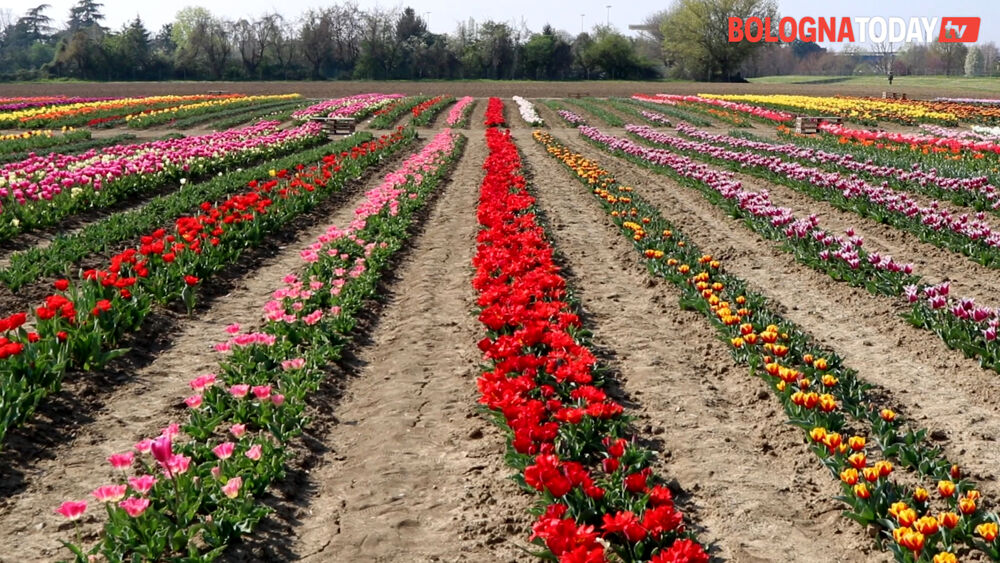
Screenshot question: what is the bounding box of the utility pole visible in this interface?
[606,5,611,26]
[581,13,585,34]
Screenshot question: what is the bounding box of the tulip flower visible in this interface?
[55,500,87,520]
[118,497,150,518]
[221,476,243,499]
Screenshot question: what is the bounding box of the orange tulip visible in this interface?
[959,497,976,515]
[966,490,981,501]
[840,468,859,485]
[889,502,909,518]
[818,394,837,412]
[875,461,893,478]
[932,553,957,563]
[938,480,956,498]
[847,452,867,469]
[822,374,838,387]
[809,427,827,442]
[977,522,998,542]
[938,512,959,529]
[813,358,828,370]
[853,483,870,499]
[862,467,880,483]
[913,487,929,503]
[897,508,917,528]
[848,436,866,451]
[914,516,940,536]
[822,432,841,451]
[880,408,896,422]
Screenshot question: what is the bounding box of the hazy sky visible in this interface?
[3,0,998,47]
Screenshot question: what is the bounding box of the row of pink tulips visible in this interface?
[57,129,465,561]
[628,124,1000,263]
[679,124,1000,210]
[446,96,475,126]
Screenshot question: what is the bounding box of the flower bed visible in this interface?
[58,128,466,561]
[512,96,544,126]
[484,97,506,127]
[0,129,416,451]
[446,96,476,127]
[535,128,1000,561]
[627,124,1000,269]
[473,126,708,563]
[0,121,326,241]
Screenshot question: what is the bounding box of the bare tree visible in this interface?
[299,7,334,79]
[233,14,277,78]
[871,41,894,75]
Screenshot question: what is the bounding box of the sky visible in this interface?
[2,0,998,47]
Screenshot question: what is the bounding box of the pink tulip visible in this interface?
[221,476,243,499]
[230,423,246,438]
[164,454,191,477]
[92,485,127,503]
[150,435,172,464]
[251,385,272,400]
[161,423,180,438]
[55,500,87,521]
[229,384,250,398]
[118,497,150,518]
[271,394,285,407]
[245,444,263,461]
[212,442,235,460]
[225,323,241,334]
[184,395,203,409]
[134,439,153,454]
[128,475,157,495]
[108,452,135,470]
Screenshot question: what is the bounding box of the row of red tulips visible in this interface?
[485,97,506,128]
[472,124,708,563]
[0,129,415,452]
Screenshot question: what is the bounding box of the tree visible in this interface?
[932,42,968,76]
[299,8,334,79]
[981,42,999,76]
[661,0,777,81]
[67,0,104,33]
[233,14,278,78]
[871,42,894,75]
[965,45,984,77]
[587,26,654,79]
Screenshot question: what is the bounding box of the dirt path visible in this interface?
[284,133,531,562]
[553,130,1000,507]
[513,130,883,561]
[0,143,427,563]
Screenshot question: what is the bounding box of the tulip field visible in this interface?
[4,88,1000,563]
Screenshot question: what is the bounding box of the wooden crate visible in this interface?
[794,115,844,134]
[309,116,356,135]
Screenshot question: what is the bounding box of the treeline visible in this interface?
[0,1,661,81]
